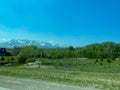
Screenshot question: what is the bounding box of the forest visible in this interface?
[0,41,120,64]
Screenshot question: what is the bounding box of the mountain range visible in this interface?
[0,39,59,48]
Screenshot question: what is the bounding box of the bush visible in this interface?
[1,57,5,61]
[100,58,103,61]
[107,58,112,63]
[25,57,37,63]
[95,59,98,62]
[11,57,14,61]
[100,62,103,66]
[17,56,26,63]
[42,61,56,65]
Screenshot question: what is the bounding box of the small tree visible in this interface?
[68,46,75,51]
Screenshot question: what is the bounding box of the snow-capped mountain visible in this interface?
[0,39,59,48]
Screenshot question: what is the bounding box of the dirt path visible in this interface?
[0,76,98,90]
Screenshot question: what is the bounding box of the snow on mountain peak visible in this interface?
[0,39,59,48]
[0,38,11,42]
[18,40,24,44]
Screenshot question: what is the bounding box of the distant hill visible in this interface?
[0,39,59,48]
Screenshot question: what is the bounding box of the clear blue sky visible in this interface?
[0,0,120,46]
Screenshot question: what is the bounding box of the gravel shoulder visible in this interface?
[0,76,99,90]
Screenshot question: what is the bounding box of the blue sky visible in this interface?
[0,0,120,46]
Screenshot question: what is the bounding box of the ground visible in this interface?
[0,76,98,90]
[0,58,120,90]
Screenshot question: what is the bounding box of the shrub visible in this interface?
[100,62,103,66]
[11,57,14,61]
[25,57,37,63]
[95,59,98,62]
[100,58,103,61]
[107,58,112,63]
[42,61,55,65]
[1,57,5,61]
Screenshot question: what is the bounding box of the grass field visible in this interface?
[41,58,120,73]
[0,58,120,90]
[0,76,92,90]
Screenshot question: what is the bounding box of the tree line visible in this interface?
[4,42,120,63]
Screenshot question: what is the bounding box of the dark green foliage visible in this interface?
[1,42,120,64]
[68,46,75,51]
[42,60,56,65]
[17,46,41,63]
[107,58,112,63]
[100,58,103,61]
[7,59,10,62]
[96,59,98,62]
[1,57,5,61]
[11,57,14,61]
[14,42,120,63]
[10,46,21,56]
[100,62,103,66]
[25,57,37,63]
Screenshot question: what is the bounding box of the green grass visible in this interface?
[0,67,119,89]
[0,56,17,63]
[41,58,120,73]
[0,58,120,90]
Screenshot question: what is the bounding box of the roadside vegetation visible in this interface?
[0,41,120,90]
[0,62,119,90]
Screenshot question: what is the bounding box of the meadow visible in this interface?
[0,58,120,90]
